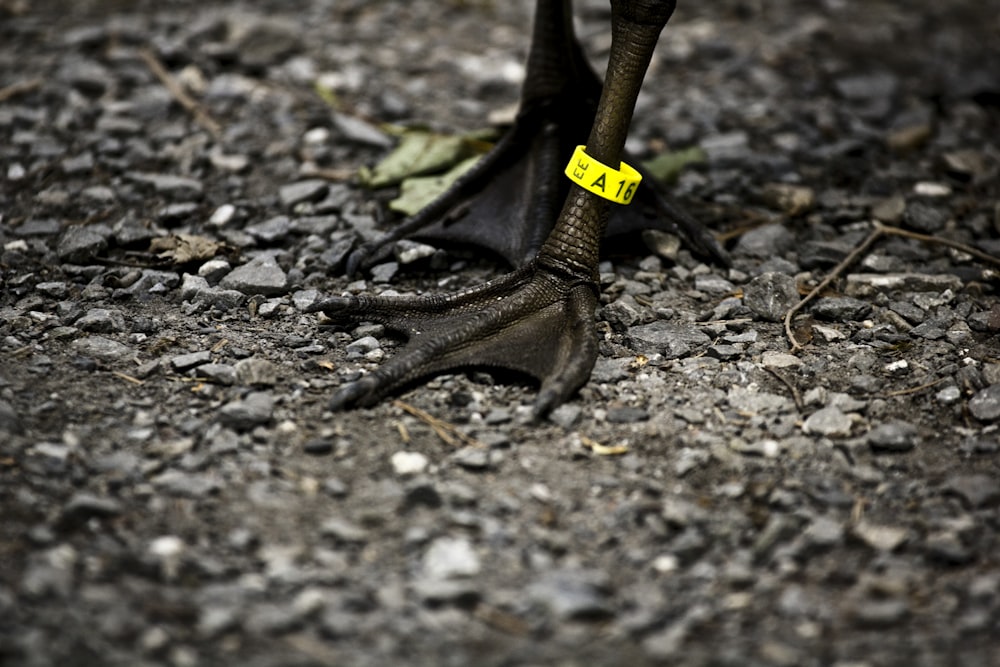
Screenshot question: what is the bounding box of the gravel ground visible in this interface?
[2,1,999,666]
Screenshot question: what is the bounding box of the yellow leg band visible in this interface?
[563,145,642,205]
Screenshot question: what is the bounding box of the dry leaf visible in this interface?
[149,234,224,264]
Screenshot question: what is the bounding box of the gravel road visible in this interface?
[2,1,998,665]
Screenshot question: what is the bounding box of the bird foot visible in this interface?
[311,258,599,418]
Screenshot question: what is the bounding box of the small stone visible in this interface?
[851,597,909,628]
[57,226,108,263]
[233,16,301,68]
[198,606,240,638]
[968,384,1000,422]
[844,273,963,298]
[320,517,368,543]
[903,201,948,233]
[913,181,952,197]
[422,536,481,580]
[345,336,380,358]
[220,255,288,296]
[700,130,750,161]
[528,569,613,621]
[234,357,278,386]
[209,204,236,226]
[279,180,329,207]
[743,272,799,323]
[393,240,437,265]
[151,471,221,498]
[291,289,321,311]
[867,420,918,453]
[626,321,711,358]
[761,351,802,369]
[303,438,334,455]
[402,479,443,510]
[370,261,398,283]
[935,385,962,405]
[0,400,23,435]
[734,224,794,258]
[246,215,292,243]
[35,282,68,299]
[331,111,393,148]
[803,516,844,549]
[391,451,429,476]
[197,259,231,283]
[171,350,212,372]
[23,545,78,598]
[693,274,735,295]
[811,297,872,321]
[411,578,480,607]
[548,403,582,428]
[58,493,123,529]
[218,391,274,430]
[197,363,237,386]
[606,406,649,423]
[59,57,112,94]
[802,406,853,437]
[852,520,908,552]
[872,195,906,223]
[148,535,186,580]
[603,295,645,328]
[642,229,681,261]
[924,532,973,565]
[244,603,302,635]
[70,336,132,362]
[128,172,203,198]
[760,183,814,216]
[76,308,126,333]
[941,474,1000,509]
[451,446,492,471]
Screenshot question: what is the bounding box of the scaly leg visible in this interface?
[315,0,682,416]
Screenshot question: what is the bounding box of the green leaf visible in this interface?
[361,130,483,189]
[388,155,482,216]
[641,146,707,183]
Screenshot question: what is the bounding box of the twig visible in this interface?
[784,224,884,352]
[474,603,530,636]
[112,371,144,385]
[877,222,1000,269]
[783,221,1000,352]
[392,399,484,448]
[764,367,803,412]
[0,77,42,102]
[139,48,221,139]
[883,377,946,398]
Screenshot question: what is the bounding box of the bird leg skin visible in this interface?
[314,0,679,416]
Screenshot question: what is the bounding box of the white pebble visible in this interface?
[391,451,428,476]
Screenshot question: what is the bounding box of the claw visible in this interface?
[328,376,379,411]
[307,295,354,316]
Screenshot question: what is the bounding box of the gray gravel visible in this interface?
[1,1,999,666]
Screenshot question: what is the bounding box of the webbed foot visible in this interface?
[313,257,598,417]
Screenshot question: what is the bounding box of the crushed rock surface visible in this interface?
[1,1,999,666]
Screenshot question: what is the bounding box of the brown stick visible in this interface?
[139,48,221,139]
[784,225,885,352]
[783,221,1000,352]
[392,399,484,448]
[0,78,42,103]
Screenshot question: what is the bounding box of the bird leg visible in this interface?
[314,0,681,416]
[345,0,723,273]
